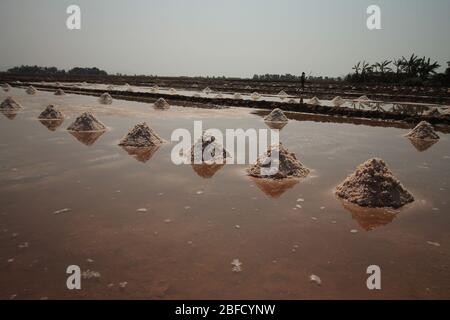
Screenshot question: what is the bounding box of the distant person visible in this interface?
[300,72,306,90]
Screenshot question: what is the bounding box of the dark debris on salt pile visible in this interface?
[38,105,63,120]
[119,122,165,147]
[67,112,106,132]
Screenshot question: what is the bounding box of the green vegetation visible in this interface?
[346,54,449,86]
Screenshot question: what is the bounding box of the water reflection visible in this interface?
[191,163,225,178]
[340,200,398,231]
[120,145,160,163]
[406,137,438,152]
[39,119,64,131]
[264,121,287,131]
[250,177,299,198]
[68,131,105,146]
[1,111,18,120]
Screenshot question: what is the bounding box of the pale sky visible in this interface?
[0,0,449,78]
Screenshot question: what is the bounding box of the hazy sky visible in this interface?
[0,0,449,77]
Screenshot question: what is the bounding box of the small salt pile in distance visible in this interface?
[153,98,170,110]
[54,89,65,96]
[247,143,310,180]
[150,85,159,93]
[38,105,63,120]
[2,83,11,92]
[203,87,212,94]
[119,122,165,147]
[251,92,261,101]
[309,97,321,105]
[0,97,22,112]
[169,88,177,94]
[278,90,288,100]
[331,96,345,107]
[67,112,106,132]
[233,93,242,99]
[405,121,440,140]
[26,86,37,95]
[215,92,223,99]
[335,158,414,208]
[99,93,113,105]
[264,108,288,123]
[356,95,370,101]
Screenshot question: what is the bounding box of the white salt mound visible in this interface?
[215,93,223,99]
[264,108,288,123]
[309,97,320,105]
[357,95,370,101]
[26,86,37,95]
[150,85,159,93]
[154,98,170,110]
[99,93,113,105]
[38,105,63,120]
[405,121,439,140]
[335,158,414,208]
[203,87,212,94]
[106,85,115,90]
[2,83,11,92]
[119,122,165,147]
[331,96,345,107]
[278,90,288,97]
[0,97,22,111]
[191,131,229,164]
[67,112,106,132]
[251,92,261,101]
[169,88,177,94]
[54,89,65,96]
[247,143,310,180]
[234,93,242,99]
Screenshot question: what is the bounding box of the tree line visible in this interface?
[6,65,108,76]
[346,54,450,86]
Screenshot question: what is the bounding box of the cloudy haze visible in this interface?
[0,0,449,77]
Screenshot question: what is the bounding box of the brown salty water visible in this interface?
[0,87,449,300]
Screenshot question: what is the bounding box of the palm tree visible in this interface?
[352,62,361,75]
[361,61,372,82]
[417,57,440,80]
[402,54,420,77]
[374,60,392,76]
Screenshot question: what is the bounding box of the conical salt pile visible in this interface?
[154,98,170,110]
[215,93,223,98]
[234,93,242,99]
[335,158,414,208]
[251,92,261,101]
[54,89,65,96]
[106,85,115,90]
[150,85,159,93]
[38,105,63,120]
[119,122,165,147]
[0,97,22,112]
[264,108,288,123]
[169,88,177,94]
[309,97,320,105]
[357,95,369,101]
[99,93,113,105]
[287,98,296,104]
[203,87,212,94]
[67,112,106,132]
[191,131,229,164]
[405,121,439,140]
[331,96,345,107]
[247,143,310,180]
[2,83,11,92]
[278,90,288,97]
[26,86,37,95]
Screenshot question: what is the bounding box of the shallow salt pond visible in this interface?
[0,87,449,299]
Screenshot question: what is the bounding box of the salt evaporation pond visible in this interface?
[0,86,449,299]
